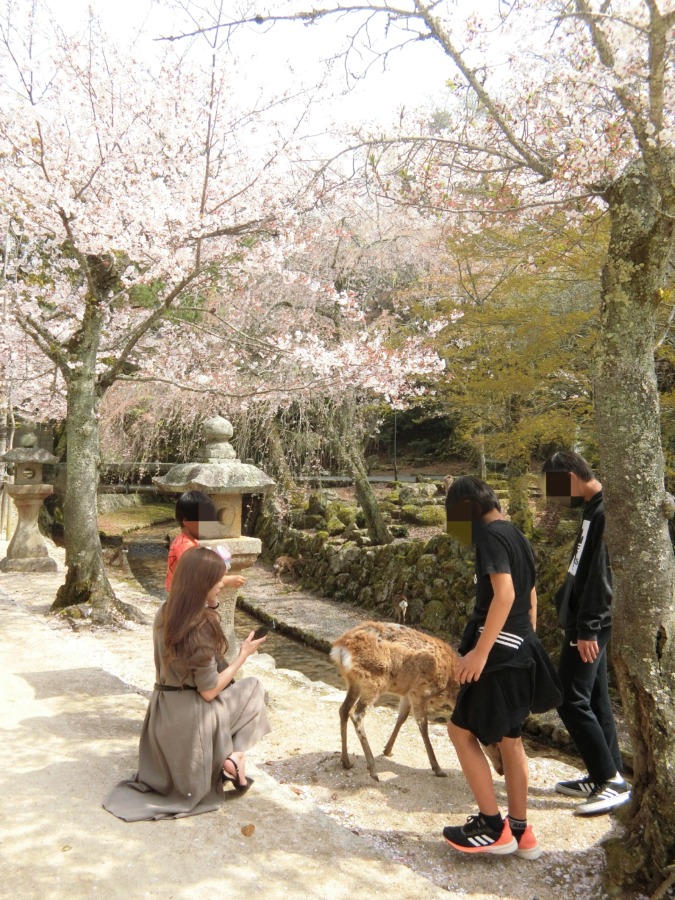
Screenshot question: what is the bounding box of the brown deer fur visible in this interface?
[273,555,304,583]
[391,592,408,624]
[330,621,503,781]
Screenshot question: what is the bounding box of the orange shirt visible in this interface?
[165,531,199,591]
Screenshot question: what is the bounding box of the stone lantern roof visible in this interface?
[2,431,58,465]
[153,415,275,496]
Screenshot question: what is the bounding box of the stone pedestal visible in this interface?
[0,484,57,572]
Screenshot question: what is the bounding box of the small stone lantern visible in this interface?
[154,416,275,659]
[0,431,59,572]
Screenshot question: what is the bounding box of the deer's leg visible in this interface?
[350,697,379,781]
[383,696,411,758]
[412,703,446,777]
[483,742,504,776]
[339,685,359,770]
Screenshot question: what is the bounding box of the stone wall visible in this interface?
[255,491,574,658]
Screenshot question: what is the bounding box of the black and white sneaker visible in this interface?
[555,776,598,798]
[443,814,517,854]
[574,780,631,816]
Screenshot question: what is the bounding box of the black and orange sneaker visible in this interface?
[514,824,542,860]
[443,814,517,855]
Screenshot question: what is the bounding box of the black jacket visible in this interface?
[554,491,613,640]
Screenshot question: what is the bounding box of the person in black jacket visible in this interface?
[543,451,630,815]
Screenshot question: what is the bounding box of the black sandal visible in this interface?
[222,757,254,793]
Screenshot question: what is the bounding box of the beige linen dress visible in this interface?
[104,604,271,821]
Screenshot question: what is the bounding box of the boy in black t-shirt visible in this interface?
[443,477,561,859]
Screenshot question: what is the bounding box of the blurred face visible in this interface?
[446,497,487,546]
[543,471,584,507]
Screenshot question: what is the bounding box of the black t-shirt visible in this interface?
[473,519,535,634]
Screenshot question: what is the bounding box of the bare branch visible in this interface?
[13,309,69,373]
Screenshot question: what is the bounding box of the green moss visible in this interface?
[421,600,447,631]
[335,505,358,526]
[400,504,446,526]
[326,516,346,535]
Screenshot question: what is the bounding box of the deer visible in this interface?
[102,544,131,574]
[273,554,304,584]
[330,620,503,781]
[391,586,409,624]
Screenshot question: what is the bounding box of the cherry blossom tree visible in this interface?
[172,0,675,891]
[96,198,445,542]
[0,2,312,619]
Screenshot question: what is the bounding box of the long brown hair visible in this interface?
[163,546,227,671]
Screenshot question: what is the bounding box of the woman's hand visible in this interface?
[201,631,267,701]
[240,630,267,659]
[457,647,488,684]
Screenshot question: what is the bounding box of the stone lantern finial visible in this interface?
[200,416,236,462]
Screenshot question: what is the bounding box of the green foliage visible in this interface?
[404,213,607,469]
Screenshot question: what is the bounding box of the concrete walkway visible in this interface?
[238,563,377,652]
[0,547,447,900]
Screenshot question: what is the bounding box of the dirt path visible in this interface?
[0,539,632,899]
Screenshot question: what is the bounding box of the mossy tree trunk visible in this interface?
[329,399,393,545]
[594,160,675,897]
[52,300,116,620]
[346,435,393,545]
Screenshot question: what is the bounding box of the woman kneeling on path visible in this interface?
[104,547,270,821]
[443,477,562,859]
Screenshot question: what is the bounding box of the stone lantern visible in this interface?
[0,431,59,572]
[154,416,275,659]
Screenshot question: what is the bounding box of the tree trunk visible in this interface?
[328,400,393,545]
[346,436,393,546]
[593,160,675,896]
[266,418,296,496]
[506,462,533,538]
[53,366,116,620]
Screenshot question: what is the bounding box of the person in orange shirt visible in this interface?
[165,491,243,593]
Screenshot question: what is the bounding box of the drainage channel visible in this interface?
[125,524,344,690]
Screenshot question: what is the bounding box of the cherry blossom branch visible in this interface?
[158,6,415,43]
[97,272,202,392]
[116,373,358,398]
[168,307,295,356]
[12,309,69,374]
[574,0,674,196]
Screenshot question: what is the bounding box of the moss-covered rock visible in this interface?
[307,492,328,516]
[335,506,358,526]
[400,483,438,501]
[301,514,326,530]
[400,504,446,526]
[405,541,426,565]
[326,516,346,536]
[420,600,447,631]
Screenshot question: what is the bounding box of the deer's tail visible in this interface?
[330,644,353,672]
